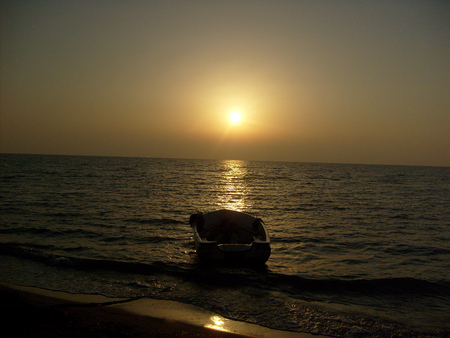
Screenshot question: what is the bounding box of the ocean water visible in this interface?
[0,153,449,337]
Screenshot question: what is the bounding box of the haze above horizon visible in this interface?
[1,1,449,166]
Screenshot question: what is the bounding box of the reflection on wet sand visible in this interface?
[204,315,230,332]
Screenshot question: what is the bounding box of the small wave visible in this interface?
[0,226,101,239]
[1,242,449,299]
[390,213,411,220]
[136,235,176,244]
[100,235,128,243]
[275,237,325,244]
[184,269,450,298]
[124,217,185,225]
[0,243,182,276]
[0,242,58,253]
[0,227,53,235]
[1,174,24,180]
[100,234,175,244]
[384,245,450,256]
[266,274,450,297]
[41,211,84,218]
[273,237,304,243]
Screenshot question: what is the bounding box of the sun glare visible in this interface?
[229,111,242,124]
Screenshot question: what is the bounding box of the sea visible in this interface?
[0,153,449,337]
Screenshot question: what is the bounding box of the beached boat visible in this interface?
[189,209,271,265]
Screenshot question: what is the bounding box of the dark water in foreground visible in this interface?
[1,154,449,336]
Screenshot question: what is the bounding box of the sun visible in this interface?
[229,111,242,124]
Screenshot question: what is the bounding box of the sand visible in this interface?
[0,283,319,337]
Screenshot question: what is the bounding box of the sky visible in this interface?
[1,1,449,166]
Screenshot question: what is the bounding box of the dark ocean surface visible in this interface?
[1,154,449,337]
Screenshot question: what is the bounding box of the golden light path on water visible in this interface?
[216,160,252,211]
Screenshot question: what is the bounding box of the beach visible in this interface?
[0,283,316,337]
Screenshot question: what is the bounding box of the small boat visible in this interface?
[189,209,271,265]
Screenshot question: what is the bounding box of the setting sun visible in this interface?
[229,111,242,124]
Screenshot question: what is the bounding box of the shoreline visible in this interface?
[0,282,320,337]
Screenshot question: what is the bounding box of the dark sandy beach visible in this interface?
[0,284,248,337]
[0,284,316,337]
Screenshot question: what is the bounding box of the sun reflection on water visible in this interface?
[216,160,252,211]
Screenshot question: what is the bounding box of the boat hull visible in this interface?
[190,209,271,265]
[196,242,271,265]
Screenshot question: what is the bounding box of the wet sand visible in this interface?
[0,283,318,337]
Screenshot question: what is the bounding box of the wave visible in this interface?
[0,227,54,235]
[266,273,450,297]
[102,235,175,244]
[0,227,102,240]
[0,243,179,276]
[384,245,450,256]
[0,224,180,243]
[1,242,449,299]
[124,217,185,225]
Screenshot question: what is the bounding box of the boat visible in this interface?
[189,209,271,265]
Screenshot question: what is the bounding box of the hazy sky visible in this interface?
[1,1,449,166]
